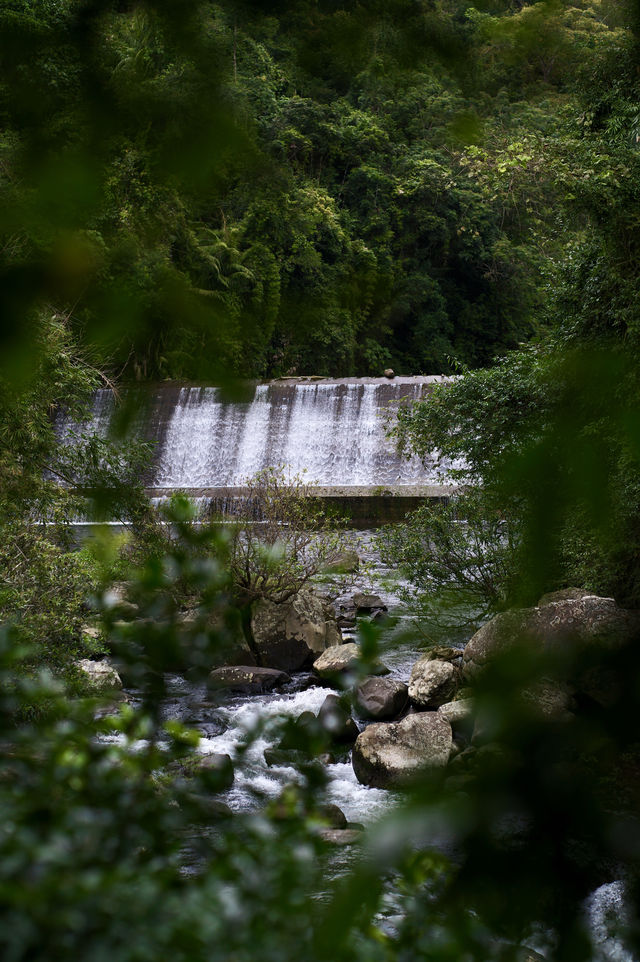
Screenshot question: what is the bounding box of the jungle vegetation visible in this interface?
[2,2,640,961]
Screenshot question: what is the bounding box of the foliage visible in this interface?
[4,0,611,381]
[219,467,346,604]
[2,2,640,961]
[378,490,521,627]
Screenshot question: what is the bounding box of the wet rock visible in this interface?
[209,665,291,694]
[352,592,387,614]
[318,693,359,743]
[200,798,234,819]
[384,369,395,379]
[336,603,357,629]
[318,803,348,829]
[352,713,453,789]
[408,657,460,709]
[173,752,235,791]
[355,677,409,720]
[318,828,362,845]
[264,748,310,768]
[251,589,342,672]
[75,658,123,692]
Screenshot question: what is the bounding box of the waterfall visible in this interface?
[142,377,448,489]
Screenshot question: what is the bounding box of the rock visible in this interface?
[418,646,463,665]
[323,550,360,574]
[352,592,387,614]
[75,658,123,692]
[318,694,359,743]
[197,798,234,820]
[355,677,409,720]
[384,369,395,379]
[194,752,235,790]
[81,625,101,644]
[264,748,310,768]
[520,680,576,719]
[336,602,357,629]
[438,698,474,728]
[313,643,359,678]
[313,643,389,681]
[352,713,453,788]
[104,582,139,618]
[538,588,593,606]
[463,609,529,680]
[318,803,348,829]
[462,595,640,705]
[209,666,291,694]
[174,753,235,791]
[251,589,342,672]
[318,828,362,845]
[200,611,257,668]
[408,657,460,708]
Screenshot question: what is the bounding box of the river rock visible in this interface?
[418,646,463,665]
[352,592,387,614]
[195,610,257,668]
[523,680,576,718]
[251,590,341,672]
[318,693,359,743]
[355,677,409,720]
[313,643,360,678]
[352,713,453,788]
[318,803,348,829]
[104,582,139,618]
[538,587,593,606]
[318,828,362,845]
[173,752,235,791]
[462,595,640,705]
[209,666,291,694]
[438,698,474,728]
[408,657,460,708]
[313,643,389,680]
[264,747,310,768]
[75,658,123,692]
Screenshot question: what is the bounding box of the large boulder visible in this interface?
[313,642,359,678]
[352,592,387,614]
[355,677,409,720]
[313,643,389,681]
[75,659,123,692]
[352,713,453,788]
[209,666,290,694]
[408,657,460,709]
[318,693,359,743]
[251,589,341,672]
[462,594,640,706]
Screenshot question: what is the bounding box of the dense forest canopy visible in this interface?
[1,0,634,382]
[2,3,640,961]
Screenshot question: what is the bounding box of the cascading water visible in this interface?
[73,376,454,491]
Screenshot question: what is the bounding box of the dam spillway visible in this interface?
[77,376,457,522]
